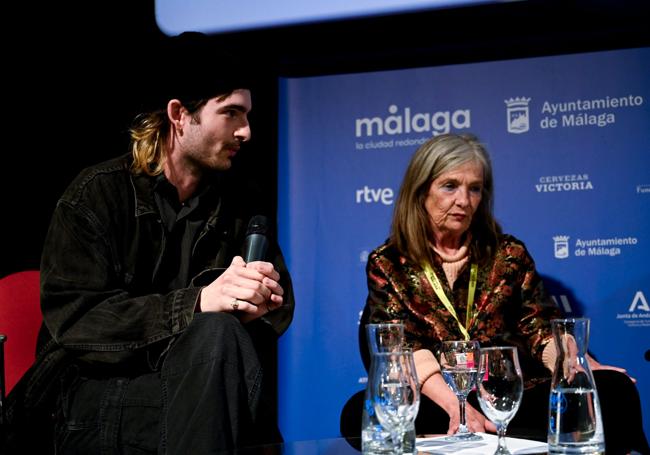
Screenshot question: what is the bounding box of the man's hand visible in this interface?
[198,256,284,322]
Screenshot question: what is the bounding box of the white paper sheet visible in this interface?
[416,433,548,454]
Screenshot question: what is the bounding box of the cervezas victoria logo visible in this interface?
[505,97,532,134]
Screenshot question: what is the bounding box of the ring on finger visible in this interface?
[231,298,239,311]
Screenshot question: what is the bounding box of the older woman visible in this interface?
[365,133,648,454]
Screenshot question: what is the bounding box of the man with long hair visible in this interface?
[4,32,294,454]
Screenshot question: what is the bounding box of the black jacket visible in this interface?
[2,153,294,452]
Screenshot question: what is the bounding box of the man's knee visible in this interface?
[193,311,245,337]
[164,312,257,374]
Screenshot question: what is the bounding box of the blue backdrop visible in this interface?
[277,47,650,441]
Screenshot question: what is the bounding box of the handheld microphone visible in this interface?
[243,215,269,262]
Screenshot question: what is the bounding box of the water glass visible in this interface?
[363,323,410,454]
[477,346,524,455]
[439,340,483,441]
[370,350,420,455]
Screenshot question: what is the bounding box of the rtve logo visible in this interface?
[355,186,394,205]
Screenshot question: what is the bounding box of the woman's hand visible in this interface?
[463,402,496,434]
[421,373,497,435]
[587,354,636,383]
[445,399,496,435]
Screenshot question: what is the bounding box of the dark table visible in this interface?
[233,437,361,454]
[232,435,549,454]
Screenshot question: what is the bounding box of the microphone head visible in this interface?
[246,215,269,236]
[243,215,270,262]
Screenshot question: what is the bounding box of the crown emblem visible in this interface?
[553,236,570,259]
[504,97,531,107]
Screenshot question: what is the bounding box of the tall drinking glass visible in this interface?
[370,350,420,455]
[363,323,411,454]
[439,340,483,441]
[477,346,524,455]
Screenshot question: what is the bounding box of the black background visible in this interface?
[2,0,649,277]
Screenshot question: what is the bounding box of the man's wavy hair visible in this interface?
[128,99,210,176]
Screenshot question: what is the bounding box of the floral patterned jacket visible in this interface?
[366,234,561,386]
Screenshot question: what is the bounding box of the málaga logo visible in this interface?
[505,97,531,134]
[354,104,471,138]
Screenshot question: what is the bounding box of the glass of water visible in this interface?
[477,346,524,455]
[370,350,420,454]
[363,323,408,453]
[439,340,483,441]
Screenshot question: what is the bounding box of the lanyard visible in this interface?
[422,262,478,341]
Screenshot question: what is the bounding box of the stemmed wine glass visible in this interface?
[439,340,483,441]
[370,350,420,454]
[477,346,524,455]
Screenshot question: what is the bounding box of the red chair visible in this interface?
[0,270,42,422]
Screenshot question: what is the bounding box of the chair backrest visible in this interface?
[358,302,371,372]
[0,270,42,395]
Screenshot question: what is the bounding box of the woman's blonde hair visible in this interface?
[390,133,501,267]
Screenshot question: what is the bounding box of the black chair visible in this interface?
[339,304,371,447]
